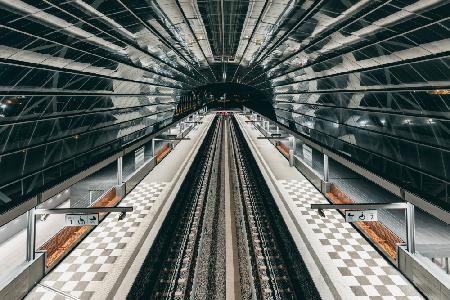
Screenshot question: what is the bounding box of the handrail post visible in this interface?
[406,202,416,254]
[26,208,36,262]
[117,157,123,185]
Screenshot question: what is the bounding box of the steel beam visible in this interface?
[35,207,133,215]
[257,136,289,139]
[154,137,191,141]
[311,203,408,210]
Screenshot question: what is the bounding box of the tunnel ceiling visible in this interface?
[197,0,249,59]
[0,0,449,213]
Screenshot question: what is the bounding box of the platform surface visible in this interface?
[310,150,450,246]
[236,114,423,300]
[26,182,166,299]
[25,115,214,300]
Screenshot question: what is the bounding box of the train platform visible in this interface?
[25,114,215,300]
[298,140,450,249]
[235,114,423,300]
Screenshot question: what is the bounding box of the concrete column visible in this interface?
[117,157,123,185]
[406,202,415,254]
[26,208,36,262]
[276,126,279,134]
[323,154,329,182]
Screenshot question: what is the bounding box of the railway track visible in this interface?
[127,115,222,300]
[152,116,223,299]
[229,116,295,299]
[128,113,319,300]
[229,115,321,299]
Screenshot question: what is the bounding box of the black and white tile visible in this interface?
[26,182,167,300]
[280,179,422,299]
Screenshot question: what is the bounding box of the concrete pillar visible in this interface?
[323,154,329,182]
[26,208,36,262]
[276,126,279,134]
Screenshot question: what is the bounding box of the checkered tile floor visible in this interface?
[26,182,167,300]
[280,179,423,300]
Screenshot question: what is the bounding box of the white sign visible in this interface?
[65,214,99,226]
[302,144,312,166]
[345,210,378,222]
[135,146,145,168]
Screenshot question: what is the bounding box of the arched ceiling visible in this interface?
[2,1,448,89]
[0,0,449,213]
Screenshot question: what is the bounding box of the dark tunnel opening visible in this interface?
[188,82,277,120]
